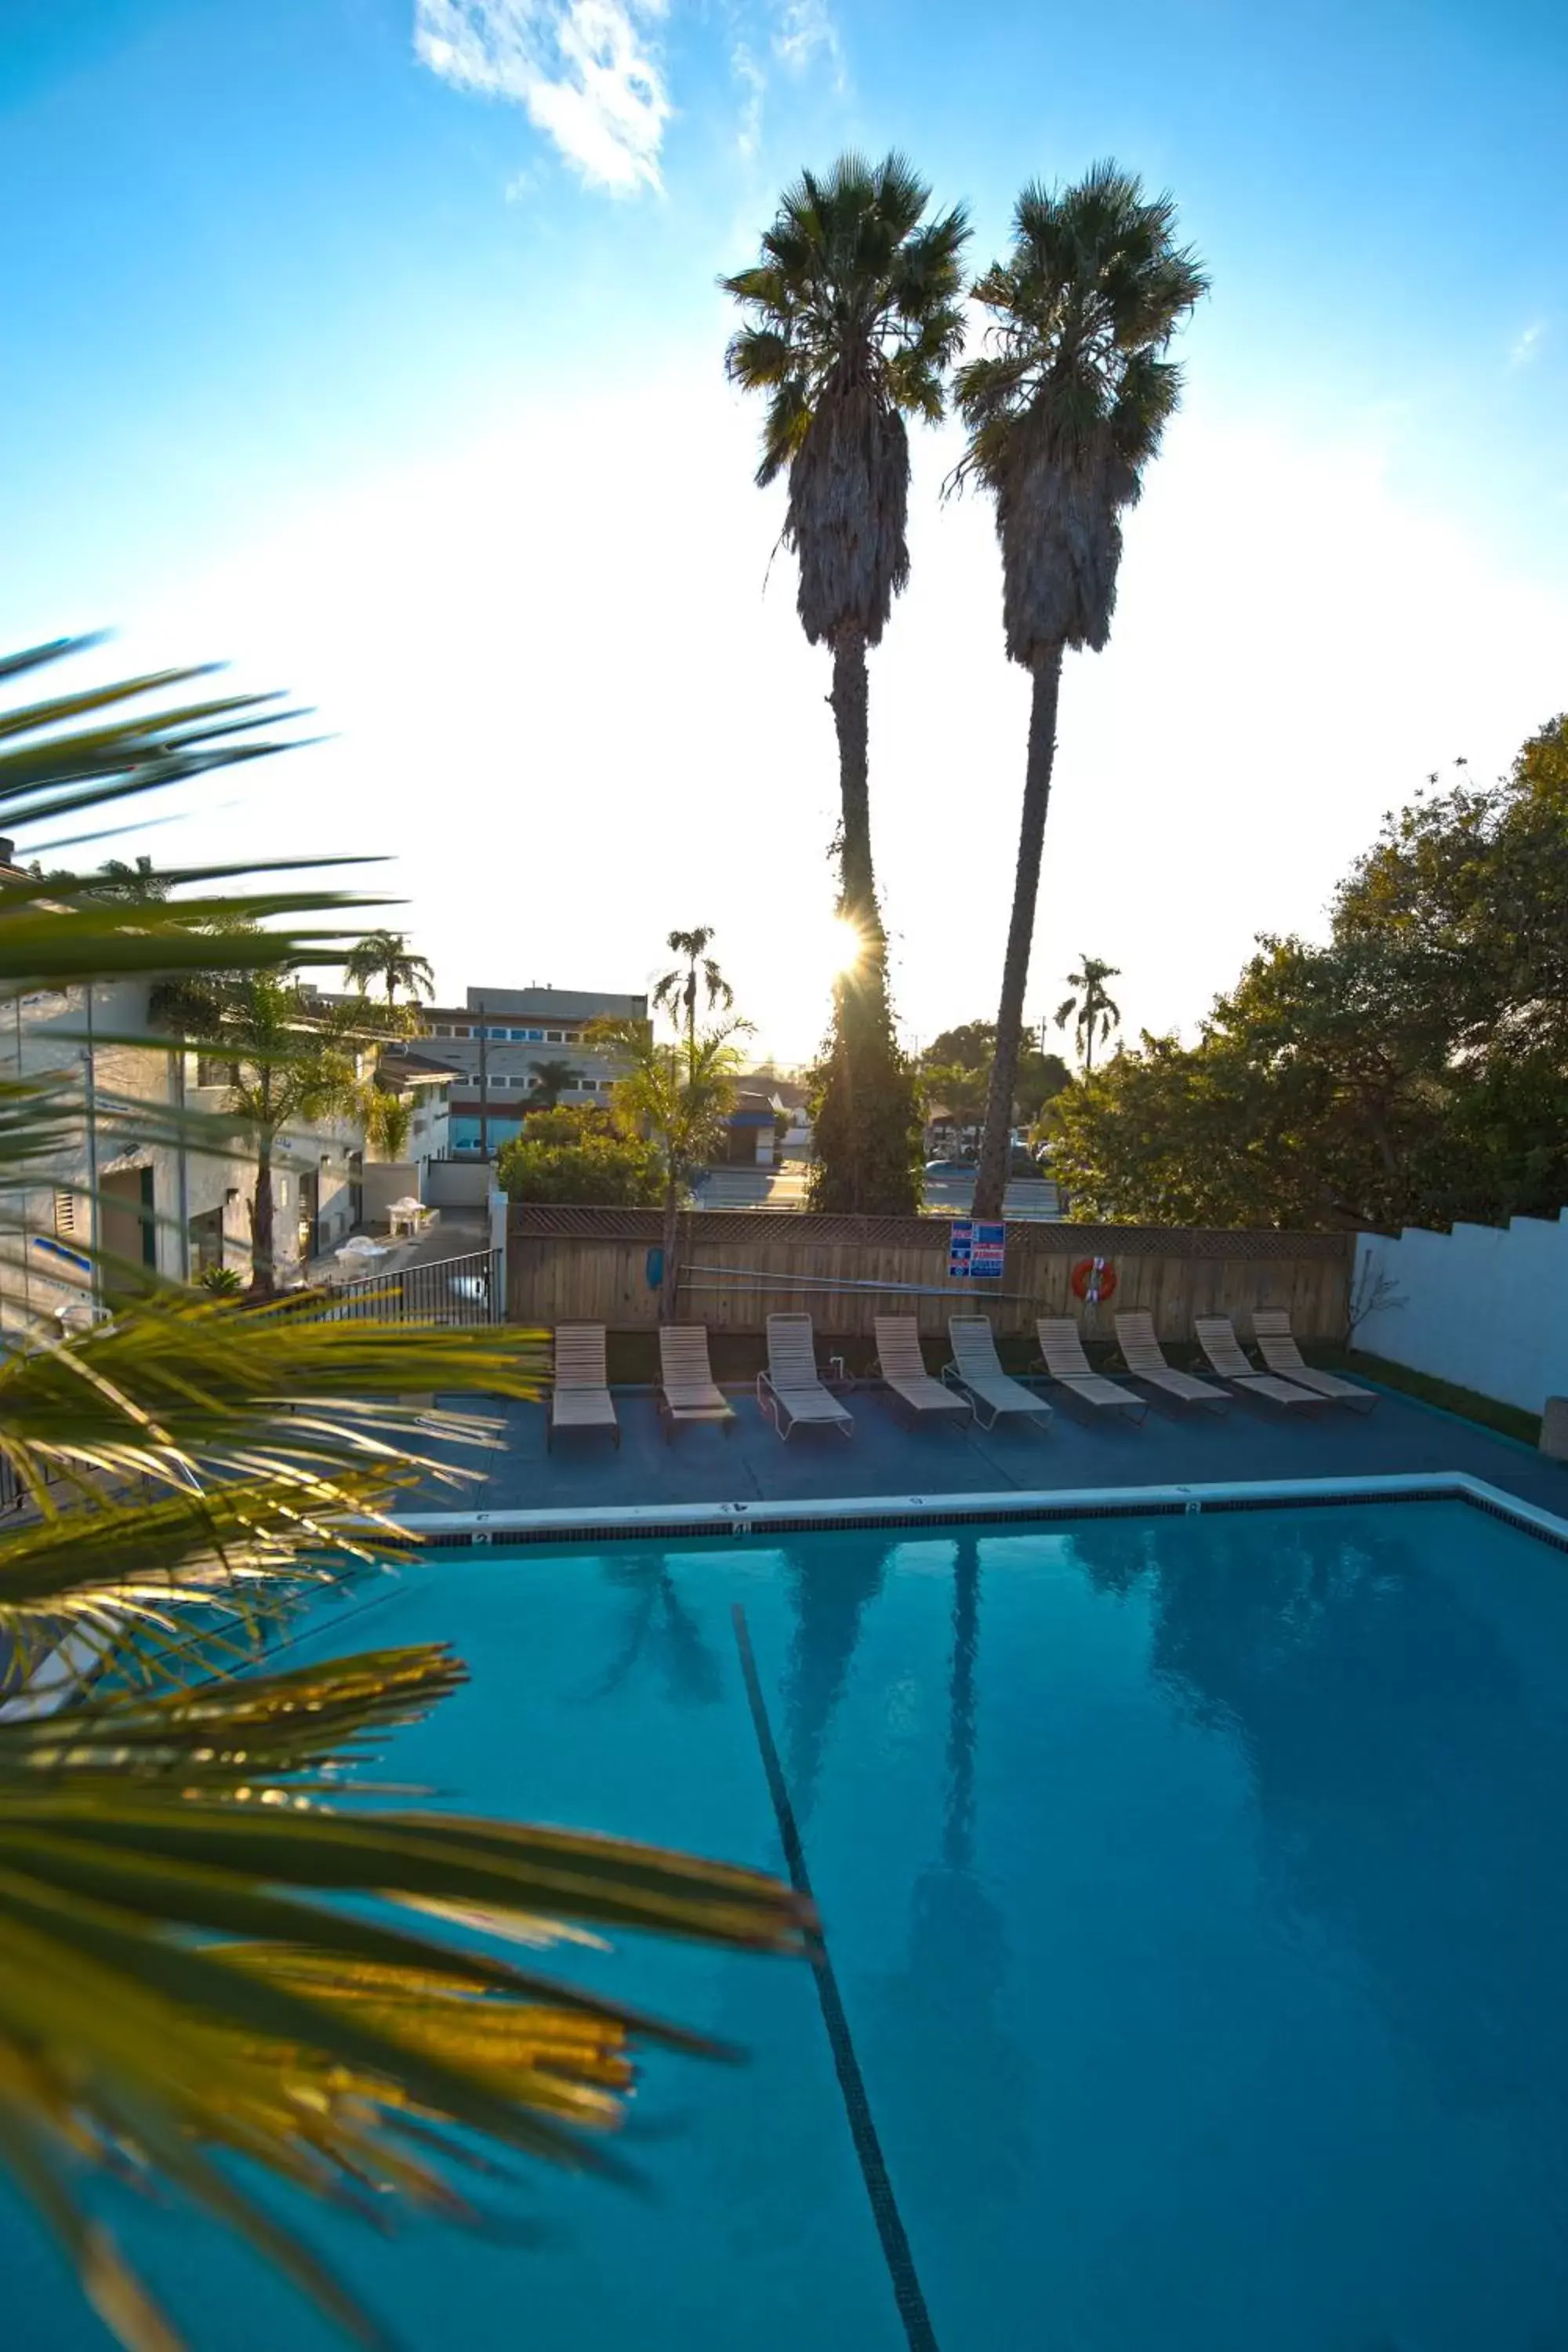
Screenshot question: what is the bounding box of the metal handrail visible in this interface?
[318,1246,501,1326]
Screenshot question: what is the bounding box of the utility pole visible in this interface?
[476,998,490,1163]
[82,982,100,1308]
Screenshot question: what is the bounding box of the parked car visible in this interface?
[924,1156,974,1178]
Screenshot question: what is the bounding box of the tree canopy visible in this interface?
[496,1107,662,1207]
[1047,718,1568,1229]
[920,1020,1070,1127]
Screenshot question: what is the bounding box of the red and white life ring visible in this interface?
[1070,1255,1117,1305]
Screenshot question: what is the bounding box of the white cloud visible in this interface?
[772,0,841,78]
[731,40,765,158]
[414,0,670,195]
[1511,319,1546,366]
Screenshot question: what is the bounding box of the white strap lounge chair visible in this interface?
[1193,1317,1323,1410]
[1251,1312,1376,1411]
[548,1323,619,1450]
[758,1313,854,1440]
[1113,1312,1232,1411]
[944,1319,1052,1433]
[1035,1319,1148,1421]
[657,1324,736,1439]
[873,1316,973,1425]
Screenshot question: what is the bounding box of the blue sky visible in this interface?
[2,0,1566,1056]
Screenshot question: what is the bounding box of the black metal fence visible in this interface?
[322,1247,501,1327]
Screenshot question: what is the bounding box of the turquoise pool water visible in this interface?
[9,1497,1568,2349]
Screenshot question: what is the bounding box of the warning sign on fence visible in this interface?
[948,1220,1006,1280]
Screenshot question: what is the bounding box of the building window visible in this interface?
[452,1025,470,1038]
[433,1023,452,1036]
[53,1188,75,1236]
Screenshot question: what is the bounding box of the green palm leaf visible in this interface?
[0,640,807,2348]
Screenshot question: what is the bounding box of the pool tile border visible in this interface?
[399,1472,1568,1552]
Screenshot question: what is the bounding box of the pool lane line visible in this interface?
[731,1602,941,2352]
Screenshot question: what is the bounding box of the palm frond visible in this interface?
[0,639,805,2349]
[0,1298,543,1515]
[0,1650,811,2350]
[724,151,970,640]
[953,161,1207,662]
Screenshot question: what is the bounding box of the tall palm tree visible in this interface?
[1055,955,1123,1073]
[724,154,969,1212]
[955,163,1207,1217]
[652,927,731,1078]
[343,929,434,1014]
[0,640,806,2350]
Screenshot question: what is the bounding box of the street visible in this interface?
[694,1163,1063,1218]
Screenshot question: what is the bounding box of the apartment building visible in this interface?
[0,980,451,1327]
[423,985,647,1156]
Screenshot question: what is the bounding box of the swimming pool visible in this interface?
[9,1492,1568,2349]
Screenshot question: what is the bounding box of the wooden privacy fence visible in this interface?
[506,1208,1354,1343]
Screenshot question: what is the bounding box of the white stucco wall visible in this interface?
[1353,1210,1568,1414]
[0,979,369,1326]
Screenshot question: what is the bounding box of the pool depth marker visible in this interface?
[731,1603,941,2352]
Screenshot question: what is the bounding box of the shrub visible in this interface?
[496,1127,663,1207]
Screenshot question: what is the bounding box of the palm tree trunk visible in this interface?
[659,1170,681,1323]
[829,622,874,933]
[249,1142,276,1296]
[974,644,1064,1221]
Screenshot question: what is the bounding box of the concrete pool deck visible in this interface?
[412,1374,1568,1521]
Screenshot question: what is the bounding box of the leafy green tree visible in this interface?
[1335,719,1568,1062]
[1055,956,1123,1073]
[652,928,732,1077]
[592,1015,748,1317]
[96,853,168,901]
[921,1019,1069,1131]
[921,1061,989,1149]
[496,1118,663,1207]
[528,1055,582,1108]
[1015,1044,1073,1125]
[0,640,805,2350]
[152,965,367,1294]
[924,1021,992,1068]
[954,164,1207,1215]
[343,929,435,1017]
[364,1083,413,1161]
[724,154,969,1212]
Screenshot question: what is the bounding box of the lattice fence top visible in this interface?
[508,1206,1353,1260]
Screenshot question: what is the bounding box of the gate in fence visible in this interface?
[323,1247,501,1327]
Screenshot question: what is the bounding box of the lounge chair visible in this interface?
[758,1313,854,1440]
[1113,1312,1232,1412]
[1193,1317,1323,1410]
[1035,1319,1148,1421]
[548,1323,619,1450]
[657,1324,736,1440]
[873,1316,973,1426]
[1251,1312,1376,1411]
[943,1319,1053,1433]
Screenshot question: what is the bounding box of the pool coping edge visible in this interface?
[397,1472,1568,1552]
